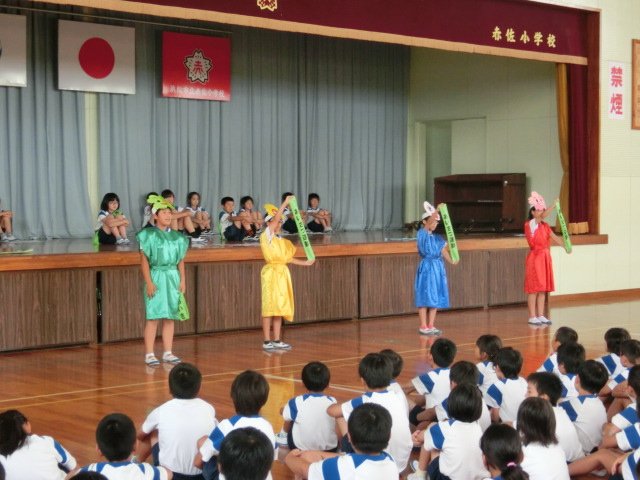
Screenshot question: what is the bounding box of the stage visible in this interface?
[0,230,607,352]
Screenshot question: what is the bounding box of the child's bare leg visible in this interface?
[170,217,179,231]
[417,446,431,471]
[262,317,272,341]
[272,316,283,340]
[182,216,196,233]
[144,320,159,355]
[536,293,546,317]
[603,423,621,438]
[416,407,436,423]
[161,320,175,353]
[607,398,626,421]
[118,225,128,238]
[527,293,537,318]
[136,430,158,461]
[336,417,348,437]
[418,307,428,329]
[1,216,11,232]
[568,449,620,476]
[427,308,438,328]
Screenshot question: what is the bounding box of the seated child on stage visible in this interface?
[142,192,158,229]
[405,338,457,426]
[285,403,399,480]
[525,372,584,462]
[196,370,276,480]
[434,360,491,433]
[327,352,412,473]
[596,327,631,381]
[219,196,253,241]
[556,342,585,400]
[537,326,579,375]
[408,383,490,480]
[601,366,640,451]
[558,359,609,456]
[517,397,570,480]
[239,196,264,235]
[280,192,305,234]
[480,424,529,480]
[277,361,338,452]
[218,428,274,480]
[380,349,410,415]
[475,334,502,395]
[162,189,203,241]
[0,409,76,480]
[96,193,130,245]
[0,199,16,242]
[306,193,332,233]
[72,413,171,479]
[136,363,217,480]
[185,192,211,232]
[485,347,527,424]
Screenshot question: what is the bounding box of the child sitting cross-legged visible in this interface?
[555,341,585,400]
[218,428,274,480]
[484,347,527,424]
[536,326,578,375]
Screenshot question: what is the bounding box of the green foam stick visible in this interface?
[438,203,459,263]
[289,197,315,261]
[555,200,572,254]
[177,292,190,321]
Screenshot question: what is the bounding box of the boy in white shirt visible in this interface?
[596,327,631,381]
[219,197,253,241]
[380,349,410,415]
[306,193,333,233]
[327,352,412,473]
[485,347,527,423]
[136,363,217,479]
[556,342,585,400]
[601,366,640,450]
[536,326,578,375]
[218,428,274,480]
[285,403,399,480]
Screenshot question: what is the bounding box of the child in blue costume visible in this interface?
[414,201,458,336]
[136,195,189,367]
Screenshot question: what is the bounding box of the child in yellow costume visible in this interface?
[260,195,315,351]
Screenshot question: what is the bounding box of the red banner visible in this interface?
[162,31,231,101]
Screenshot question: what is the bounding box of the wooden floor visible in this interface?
[2,295,639,479]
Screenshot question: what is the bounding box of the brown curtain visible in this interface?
[555,63,570,228]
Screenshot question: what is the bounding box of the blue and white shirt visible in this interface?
[435,394,491,432]
[617,424,640,451]
[559,394,607,455]
[307,452,398,480]
[79,461,169,480]
[388,381,410,415]
[199,415,276,462]
[218,210,236,231]
[477,361,498,395]
[609,367,631,390]
[613,403,639,430]
[537,352,560,375]
[484,377,527,423]
[596,353,624,380]
[412,367,451,409]
[0,434,76,480]
[620,448,640,480]
[282,393,338,451]
[341,391,412,472]
[559,372,579,400]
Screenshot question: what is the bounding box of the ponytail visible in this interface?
[481,424,529,480]
[0,410,28,456]
[501,462,529,480]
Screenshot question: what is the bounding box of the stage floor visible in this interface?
[1,295,637,479]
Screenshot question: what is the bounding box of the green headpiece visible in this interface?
[147,194,175,213]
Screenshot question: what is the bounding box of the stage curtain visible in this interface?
[0,11,92,238]
[555,64,570,227]
[96,24,409,230]
[567,64,588,224]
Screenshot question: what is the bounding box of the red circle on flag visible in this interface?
[78,37,115,79]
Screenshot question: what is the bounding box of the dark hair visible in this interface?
[476,334,503,363]
[556,342,585,375]
[239,196,254,208]
[577,360,609,394]
[187,192,201,207]
[301,362,330,392]
[481,424,529,480]
[100,193,120,212]
[231,370,269,416]
[495,347,523,379]
[379,349,404,379]
[516,397,557,447]
[161,189,174,199]
[281,192,294,202]
[96,413,136,461]
[218,427,273,480]
[526,372,563,406]
[169,363,202,399]
[450,360,480,386]
[308,193,320,206]
[554,326,578,345]
[348,403,391,454]
[620,339,640,364]
[605,328,631,354]
[0,410,28,456]
[221,196,234,206]
[527,206,535,220]
[72,473,109,480]
[628,365,640,397]
[145,192,158,202]
[358,353,393,389]
[447,383,483,423]
[430,338,457,368]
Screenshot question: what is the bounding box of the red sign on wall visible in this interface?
[162,31,231,101]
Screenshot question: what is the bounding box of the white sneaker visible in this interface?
[190,236,206,243]
[0,234,7,242]
[263,341,277,351]
[122,238,131,244]
[4,234,16,241]
[275,431,289,447]
[116,237,127,245]
[528,317,542,325]
[272,340,292,350]
[162,352,181,364]
[537,316,552,324]
[324,227,333,233]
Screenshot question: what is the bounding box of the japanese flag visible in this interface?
[0,13,27,87]
[58,20,135,94]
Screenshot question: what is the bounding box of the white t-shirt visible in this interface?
[553,405,584,462]
[484,377,527,423]
[477,361,498,395]
[79,461,169,480]
[0,434,76,480]
[597,353,624,380]
[142,205,153,228]
[423,420,489,480]
[341,391,412,472]
[609,367,631,390]
[96,210,109,231]
[537,352,560,375]
[307,452,398,480]
[412,367,451,409]
[141,397,217,475]
[435,395,491,432]
[616,424,640,451]
[219,211,235,231]
[521,442,570,480]
[282,393,338,451]
[185,206,204,216]
[388,381,410,415]
[558,394,607,455]
[613,402,638,430]
[620,448,640,480]
[559,372,579,400]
